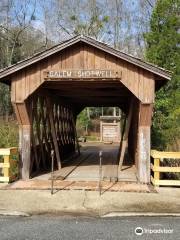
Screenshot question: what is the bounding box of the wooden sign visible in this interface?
[100,122,121,143]
[44,69,121,79]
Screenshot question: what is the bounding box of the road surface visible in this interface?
[0,215,179,240]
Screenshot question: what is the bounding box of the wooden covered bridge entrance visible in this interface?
[0,35,170,184]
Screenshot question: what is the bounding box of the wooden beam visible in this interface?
[13,102,31,180]
[137,103,153,183]
[72,115,80,156]
[19,125,31,179]
[43,81,124,89]
[118,100,133,171]
[45,90,129,97]
[46,97,62,169]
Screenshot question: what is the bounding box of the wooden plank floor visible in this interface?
[34,143,137,182]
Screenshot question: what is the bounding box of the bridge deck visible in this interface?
[34,143,137,182]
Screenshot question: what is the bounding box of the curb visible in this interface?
[0,210,30,217]
[101,212,180,218]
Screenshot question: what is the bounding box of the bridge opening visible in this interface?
[32,104,137,183]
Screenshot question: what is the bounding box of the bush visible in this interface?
[0,120,18,148]
[163,158,180,180]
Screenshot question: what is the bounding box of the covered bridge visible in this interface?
[0,35,171,183]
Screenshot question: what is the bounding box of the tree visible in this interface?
[145,0,180,150]
[76,109,91,135]
[0,0,50,120]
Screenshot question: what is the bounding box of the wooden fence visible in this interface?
[151,150,180,187]
[0,148,19,183]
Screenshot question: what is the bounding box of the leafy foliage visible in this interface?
[76,109,91,136]
[145,0,180,150]
[0,120,18,148]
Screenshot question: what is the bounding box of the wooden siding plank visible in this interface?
[51,53,61,70]
[72,44,81,69]
[66,47,73,69]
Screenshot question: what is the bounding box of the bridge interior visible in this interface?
[30,79,135,182]
[33,143,137,183]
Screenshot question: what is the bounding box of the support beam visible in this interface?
[72,114,80,155]
[137,103,153,183]
[118,100,133,170]
[46,97,62,169]
[19,125,31,179]
[13,102,31,180]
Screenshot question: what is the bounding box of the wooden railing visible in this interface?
[0,148,19,183]
[151,150,180,187]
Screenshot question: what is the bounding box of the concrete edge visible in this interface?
[1,210,180,218]
[101,212,180,218]
[0,210,30,217]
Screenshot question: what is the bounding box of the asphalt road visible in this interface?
[0,215,179,240]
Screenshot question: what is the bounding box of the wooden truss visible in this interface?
[29,93,79,176]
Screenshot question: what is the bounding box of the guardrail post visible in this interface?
[154,158,160,187]
[3,155,9,181]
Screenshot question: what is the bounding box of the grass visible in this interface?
[86,135,100,141]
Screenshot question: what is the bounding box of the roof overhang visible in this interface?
[0,35,171,84]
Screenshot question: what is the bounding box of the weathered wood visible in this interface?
[44,69,121,79]
[19,125,31,179]
[72,114,80,155]
[46,97,62,170]
[10,42,157,104]
[0,36,171,84]
[101,122,121,143]
[137,103,152,183]
[2,37,171,182]
[118,100,133,170]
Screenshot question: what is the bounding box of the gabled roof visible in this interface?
[0,35,171,82]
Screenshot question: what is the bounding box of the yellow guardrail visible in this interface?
[151,150,180,187]
[0,148,19,183]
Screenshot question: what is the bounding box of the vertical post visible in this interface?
[19,125,31,180]
[72,115,80,156]
[154,158,160,187]
[3,155,10,181]
[137,103,153,184]
[13,102,31,180]
[100,121,103,142]
[51,149,55,195]
[118,100,133,171]
[99,151,102,196]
